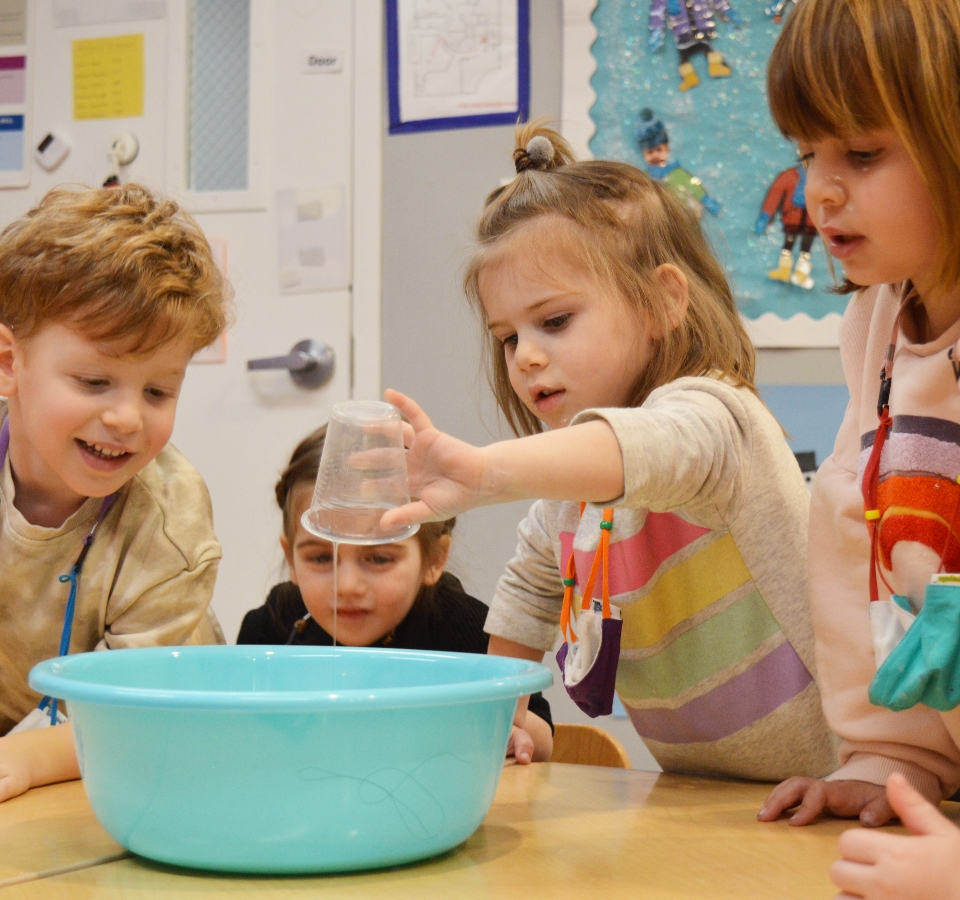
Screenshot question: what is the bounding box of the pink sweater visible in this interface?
[812,283,960,800]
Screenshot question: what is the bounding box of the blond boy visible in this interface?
[0,185,230,801]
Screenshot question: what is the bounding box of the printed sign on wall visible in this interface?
[73,33,145,120]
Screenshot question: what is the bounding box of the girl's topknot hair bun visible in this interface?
[514,135,557,173]
[525,135,555,166]
[510,119,577,175]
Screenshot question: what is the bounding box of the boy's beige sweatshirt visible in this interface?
[812,283,960,801]
[0,405,223,735]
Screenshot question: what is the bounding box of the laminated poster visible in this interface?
[388,0,530,134]
[73,34,145,121]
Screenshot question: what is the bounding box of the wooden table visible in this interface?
[1,764,938,899]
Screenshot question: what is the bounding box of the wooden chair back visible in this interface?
[550,723,631,769]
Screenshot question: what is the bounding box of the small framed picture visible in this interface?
[387,0,530,135]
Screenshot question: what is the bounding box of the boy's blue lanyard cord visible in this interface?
[0,418,117,725]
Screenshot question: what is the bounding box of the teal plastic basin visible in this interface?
[29,645,551,874]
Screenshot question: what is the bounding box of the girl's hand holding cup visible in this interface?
[381,389,495,530]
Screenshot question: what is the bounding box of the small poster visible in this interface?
[0,45,27,187]
[73,34,145,120]
[0,112,22,170]
[53,0,166,28]
[0,0,26,46]
[387,0,530,134]
[0,54,24,103]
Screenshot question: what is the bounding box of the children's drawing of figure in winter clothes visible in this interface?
[636,109,721,217]
[754,163,818,289]
[765,0,798,25]
[649,0,742,92]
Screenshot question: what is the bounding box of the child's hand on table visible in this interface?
[0,735,33,802]
[0,724,79,802]
[829,773,960,900]
[504,724,536,767]
[758,776,894,826]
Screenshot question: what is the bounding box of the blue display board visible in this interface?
[587,0,846,329]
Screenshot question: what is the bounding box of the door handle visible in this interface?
[246,339,335,389]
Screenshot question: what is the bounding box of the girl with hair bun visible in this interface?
[380,120,836,780]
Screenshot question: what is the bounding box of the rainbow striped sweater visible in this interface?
[486,377,837,781]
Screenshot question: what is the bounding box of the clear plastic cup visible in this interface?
[302,400,419,545]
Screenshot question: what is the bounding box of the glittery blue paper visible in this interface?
[589,0,847,322]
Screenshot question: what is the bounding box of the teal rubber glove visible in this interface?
[869,583,960,712]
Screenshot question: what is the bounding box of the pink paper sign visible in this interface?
[0,57,25,105]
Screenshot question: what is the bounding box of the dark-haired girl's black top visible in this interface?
[237,572,553,730]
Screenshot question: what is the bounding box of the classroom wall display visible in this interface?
[561,0,843,347]
[387,0,529,134]
[0,0,28,189]
[72,34,145,121]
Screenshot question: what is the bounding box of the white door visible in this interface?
[0,0,382,639]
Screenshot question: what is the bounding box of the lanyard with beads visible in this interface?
[861,298,960,602]
[861,310,901,603]
[559,503,615,645]
[0,417,117,725]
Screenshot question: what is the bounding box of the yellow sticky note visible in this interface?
[73,34,144,120]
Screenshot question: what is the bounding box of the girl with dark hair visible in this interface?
[237,426,553,764]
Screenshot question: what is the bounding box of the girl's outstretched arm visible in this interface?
[829,773,960,899]
[381,390,625,529]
